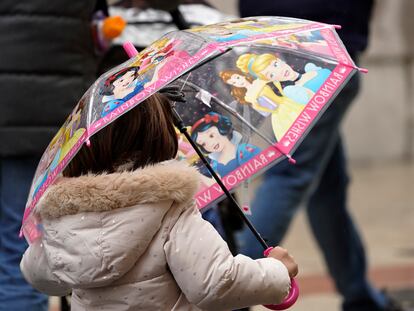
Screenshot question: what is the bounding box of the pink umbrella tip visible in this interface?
[86,139,91,147]
[333,24,342,29]
[287,155,296,165]
[123,42,139,58]
[358,67,369,73]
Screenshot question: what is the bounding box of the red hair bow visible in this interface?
[191,113,219,132]
[204,114,219,124]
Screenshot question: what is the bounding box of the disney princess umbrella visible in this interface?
[21,16,367,310]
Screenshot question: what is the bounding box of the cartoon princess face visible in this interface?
[112,70,136,94]
[102,66,143,101]
[260,59,297,82]
[226,73,250,88]
[194,126,230,154]
[191,112,261,177]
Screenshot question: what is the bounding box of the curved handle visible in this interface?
[263,278,299,310]
[263,247,299,310]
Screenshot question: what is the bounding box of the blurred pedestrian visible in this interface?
[0,0,99,310]
[236,1,403,310]
[20,92,298,310]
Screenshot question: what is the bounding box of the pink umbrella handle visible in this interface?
[262,247,299,310]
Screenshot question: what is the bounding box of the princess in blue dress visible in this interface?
[100,66,148,117]
[191,112,261,177]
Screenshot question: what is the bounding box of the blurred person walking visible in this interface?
[0,0,99,310]
[236,1,403,310]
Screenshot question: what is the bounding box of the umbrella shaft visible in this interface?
[172,108,268,250]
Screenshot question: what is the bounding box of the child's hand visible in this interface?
[267,246,298,278]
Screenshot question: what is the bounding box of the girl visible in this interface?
[220,69,304,141]
[20,93,297,311]
[191,112,261,177]
[237,53,331,105]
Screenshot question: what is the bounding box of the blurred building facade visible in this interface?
[208,0,414,164]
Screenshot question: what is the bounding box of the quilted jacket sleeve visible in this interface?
[164,206,291,311]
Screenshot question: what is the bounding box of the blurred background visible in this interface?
[205,0,414,310]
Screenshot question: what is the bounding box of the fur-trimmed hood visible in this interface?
[37,160,200,219]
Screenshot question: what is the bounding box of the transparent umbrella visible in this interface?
[21,16,365,310]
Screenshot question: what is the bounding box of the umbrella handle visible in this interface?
[263,247,299,310]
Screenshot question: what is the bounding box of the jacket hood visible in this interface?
[37,160,200,219]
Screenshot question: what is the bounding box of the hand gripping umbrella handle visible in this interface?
[262,247,299,310]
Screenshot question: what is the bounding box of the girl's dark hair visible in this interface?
[191,112,233,154]
[63,93,178,177]
[101,66,140,96]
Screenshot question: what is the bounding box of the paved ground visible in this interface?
[252,161,414,310]
[49,161,414,311]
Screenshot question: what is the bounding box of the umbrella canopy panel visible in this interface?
[22,16,358,243]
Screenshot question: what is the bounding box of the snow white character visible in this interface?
[237,53,331,105]
[191,112,261,177]
[100,66,148,117]
[220,69,304,141]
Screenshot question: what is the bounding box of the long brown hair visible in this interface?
[63,93,178,177]
[219,69,253,105]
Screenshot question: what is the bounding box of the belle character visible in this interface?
[220,69,304,141]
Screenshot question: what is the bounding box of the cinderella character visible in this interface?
[237,53,331,105]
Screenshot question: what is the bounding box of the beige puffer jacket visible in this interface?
[21,160,291,311]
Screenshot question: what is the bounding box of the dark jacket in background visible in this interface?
[238,0,374,55]
[0,0,98,157]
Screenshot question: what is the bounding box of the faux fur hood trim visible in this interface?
[38,161,200,219]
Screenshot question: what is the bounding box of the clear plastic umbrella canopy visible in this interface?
[22,16,360,243]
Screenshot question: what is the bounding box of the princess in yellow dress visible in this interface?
[220,68,304,141]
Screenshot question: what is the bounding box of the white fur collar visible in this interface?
[37,160,200,219]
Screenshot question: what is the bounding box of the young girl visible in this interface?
[20,93,298,311]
